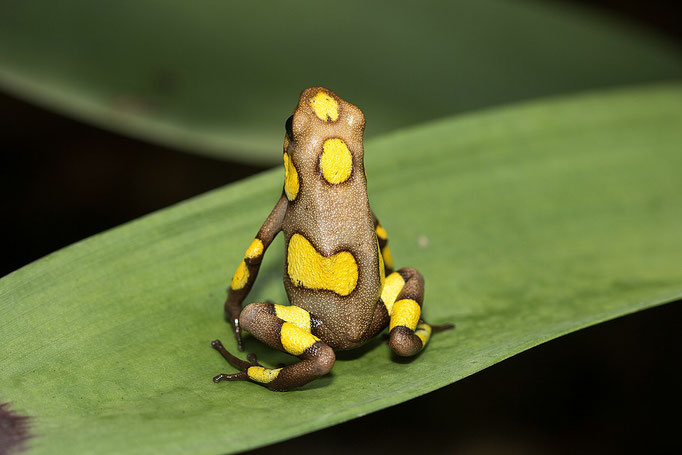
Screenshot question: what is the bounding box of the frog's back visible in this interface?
[281,87,383,346]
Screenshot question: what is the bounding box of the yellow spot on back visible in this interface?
[231,260,249,290]
[245,238,264,259]
[375,224,388,240]
[415,322,432,347]
[287,233,358,296]
[275,304,311,332]
[381,272,405,314]
[381,245,394,270]
[283,152,299,201]
[320,138,352,184]
[247,366,282,383]
[390,299,421,331]
[280,322,320,356]
[310,91,339,122]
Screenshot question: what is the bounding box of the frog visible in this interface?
[211,87,453,390]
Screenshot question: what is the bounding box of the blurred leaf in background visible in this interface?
[0,0,680,164]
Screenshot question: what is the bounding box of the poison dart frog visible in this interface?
[211,87,453,390]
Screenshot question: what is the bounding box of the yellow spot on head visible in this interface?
[375,224,388,241]
[382,245,394,270]
[247,366,282,383]
[320,138,353,184]
[283,152,299,201]
[231,260,249,290]
[380,272,405,314]
[287,233,358,296]
[245,238,264,259]
[280,322,320,356]
[415,322,432,347]
[274,304,311,332]
[310,91,339,122]
[390,299,421,331]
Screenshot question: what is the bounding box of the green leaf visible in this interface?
[0,0,681,163]
[2,83,681,454]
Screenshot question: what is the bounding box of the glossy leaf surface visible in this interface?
[1,84,682,454]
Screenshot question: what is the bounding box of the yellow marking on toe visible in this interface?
[390,299,421,331]
[283,152,299,201]
[230,260,249,290]
[415,322,432,348]
[275,304,311,332]
[280,322,320,356]
[247,366,282,384]
[287,233,358,296]
[245,238,264,259]
[381,245,394,270]
[310,91,339,122]
[375,224,388,241]
[380,272,405,314]
[320,138,352,184]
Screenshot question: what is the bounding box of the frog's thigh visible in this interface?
[382,267,434,356]
[238,302,335,390]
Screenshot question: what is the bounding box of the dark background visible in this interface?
[1,1,680,454]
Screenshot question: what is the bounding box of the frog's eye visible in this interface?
[285,115,294,141]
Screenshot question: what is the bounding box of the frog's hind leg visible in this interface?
[211,302,335,391]
[380,267,454,356]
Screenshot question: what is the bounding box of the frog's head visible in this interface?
[282,87,366,200]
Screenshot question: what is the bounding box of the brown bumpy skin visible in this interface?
[213,87,453,390]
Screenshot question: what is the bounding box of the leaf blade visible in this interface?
[2,83,682,454]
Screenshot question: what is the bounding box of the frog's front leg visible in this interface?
[372,212,394,275]
[212,302,335,390]
[380,267,454,356]
[224,195,288,350]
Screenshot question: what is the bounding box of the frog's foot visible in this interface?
[211,339,261,383]
[223,301,245,351]
[228,301,336,391]
[379,267,454,357]
[232,319,245,351]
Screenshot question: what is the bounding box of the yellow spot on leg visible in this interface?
[380,272,405,314]
[375,224,388,241]
[287,234,358,296]
[247,366,282,384]
[381,245,394,270]
[377,241,385,286]
[390,299,421,331]
[415,322,432,348]
[283,152,299,201]
[320,138,353,184]
[275,304,311,332]
[245,238,264,259]
[310,91,339,122]
[231,260,249,290]
[280,322,320,356]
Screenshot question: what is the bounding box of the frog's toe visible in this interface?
[431,322,455,332]
[213,371,248,383]
[211,338,252,370]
